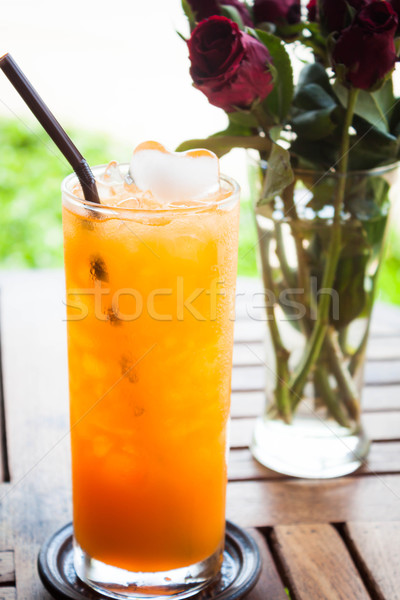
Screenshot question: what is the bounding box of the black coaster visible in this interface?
[38,521,261,600]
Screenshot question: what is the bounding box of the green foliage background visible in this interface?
[0,118,398,304]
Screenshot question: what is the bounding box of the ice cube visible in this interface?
[129,141,220,204]
[116,191,164,210]
[96,161,125,200]
[101,160,125,185]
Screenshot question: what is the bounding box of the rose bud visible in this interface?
[187,0,252,26]
[253,0,301,26]
[187,0,219,21]
[319,0,372,33]
[187,16,274,112]
[307,0,318,22]
[332,1,398,90]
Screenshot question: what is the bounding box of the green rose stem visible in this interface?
[253,104,292,423]
[314,366,351,427]
[280,180,361,421]
[274,223,297,289]
[257,232,292,423]
[349,328,370,377]
[324,331,361,420]
[253,100,360,424]
[289,86,360,407]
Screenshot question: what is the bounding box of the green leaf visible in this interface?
[181,0,196,30]
[228,111,259,130]
[297,63,335,98]
[253,29,294,123]
[220,5,244,29]
[388,94,400,136]
[334,82,389,133]
[294,83,337,111]
[304,21,327,43]
[373,79,396,118]
[349,115,399,169]
[257,142,294,205]
[275,21,305,39]
[250,21,276,34]
[290,137,338,169]
[176,134,272,157]
[291,106,341,141]
[176,30,187,42]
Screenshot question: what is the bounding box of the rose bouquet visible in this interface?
[178,0,400,477]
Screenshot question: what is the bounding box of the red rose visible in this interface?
[187,0,252,26]
[320,0,372,33]
[187,0,219,20]
[253,0,301,26]
[332,1,398,90]
[307,0,318,22]
[187,16,274,112]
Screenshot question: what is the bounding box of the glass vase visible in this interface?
[250,163,399,478]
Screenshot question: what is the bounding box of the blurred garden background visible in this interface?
[0,0,399,304]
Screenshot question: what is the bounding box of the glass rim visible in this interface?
[62,163,240,215]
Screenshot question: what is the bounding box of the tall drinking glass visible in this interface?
[62,165,240,599]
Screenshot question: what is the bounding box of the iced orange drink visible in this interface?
[62,146,240,598]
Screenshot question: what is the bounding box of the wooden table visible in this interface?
[0,270,400,600]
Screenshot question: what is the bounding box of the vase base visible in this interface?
[251,416,370,479]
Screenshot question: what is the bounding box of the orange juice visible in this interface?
[62,164,239,594]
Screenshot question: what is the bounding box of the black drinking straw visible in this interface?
[0,53,100,204]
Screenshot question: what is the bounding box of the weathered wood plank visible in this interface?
[271,524,370,600]
[230,386,400,418]
[231,362,400,392]
[229,412,400,449]
[233,339,400,365]
[234,279,400,334]
[0,483,14,554]
[0,551,15,585]
[363,411,400,441]
[234,314,400,342]
[0,589,17,600]
[230,391,265,418]
[0,270,71,599]
[246,528,287,600]
[343,521,400,600]
[363,385,400,412]
[226,475,400,527]
[228,442,400,481]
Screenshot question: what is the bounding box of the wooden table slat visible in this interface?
[228,442,400,481]
[271,524,370,600]
[231,362,400,391]
[343,522,400,600]
[246,529,288,600]
[233,317,400,343]
[0,273,70,599]
[226,476,400,527]
[0,589,17,600]
[233,339,400,365]
[0,551,15,585]
[230,386,400,417]
[229,413,400,448]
